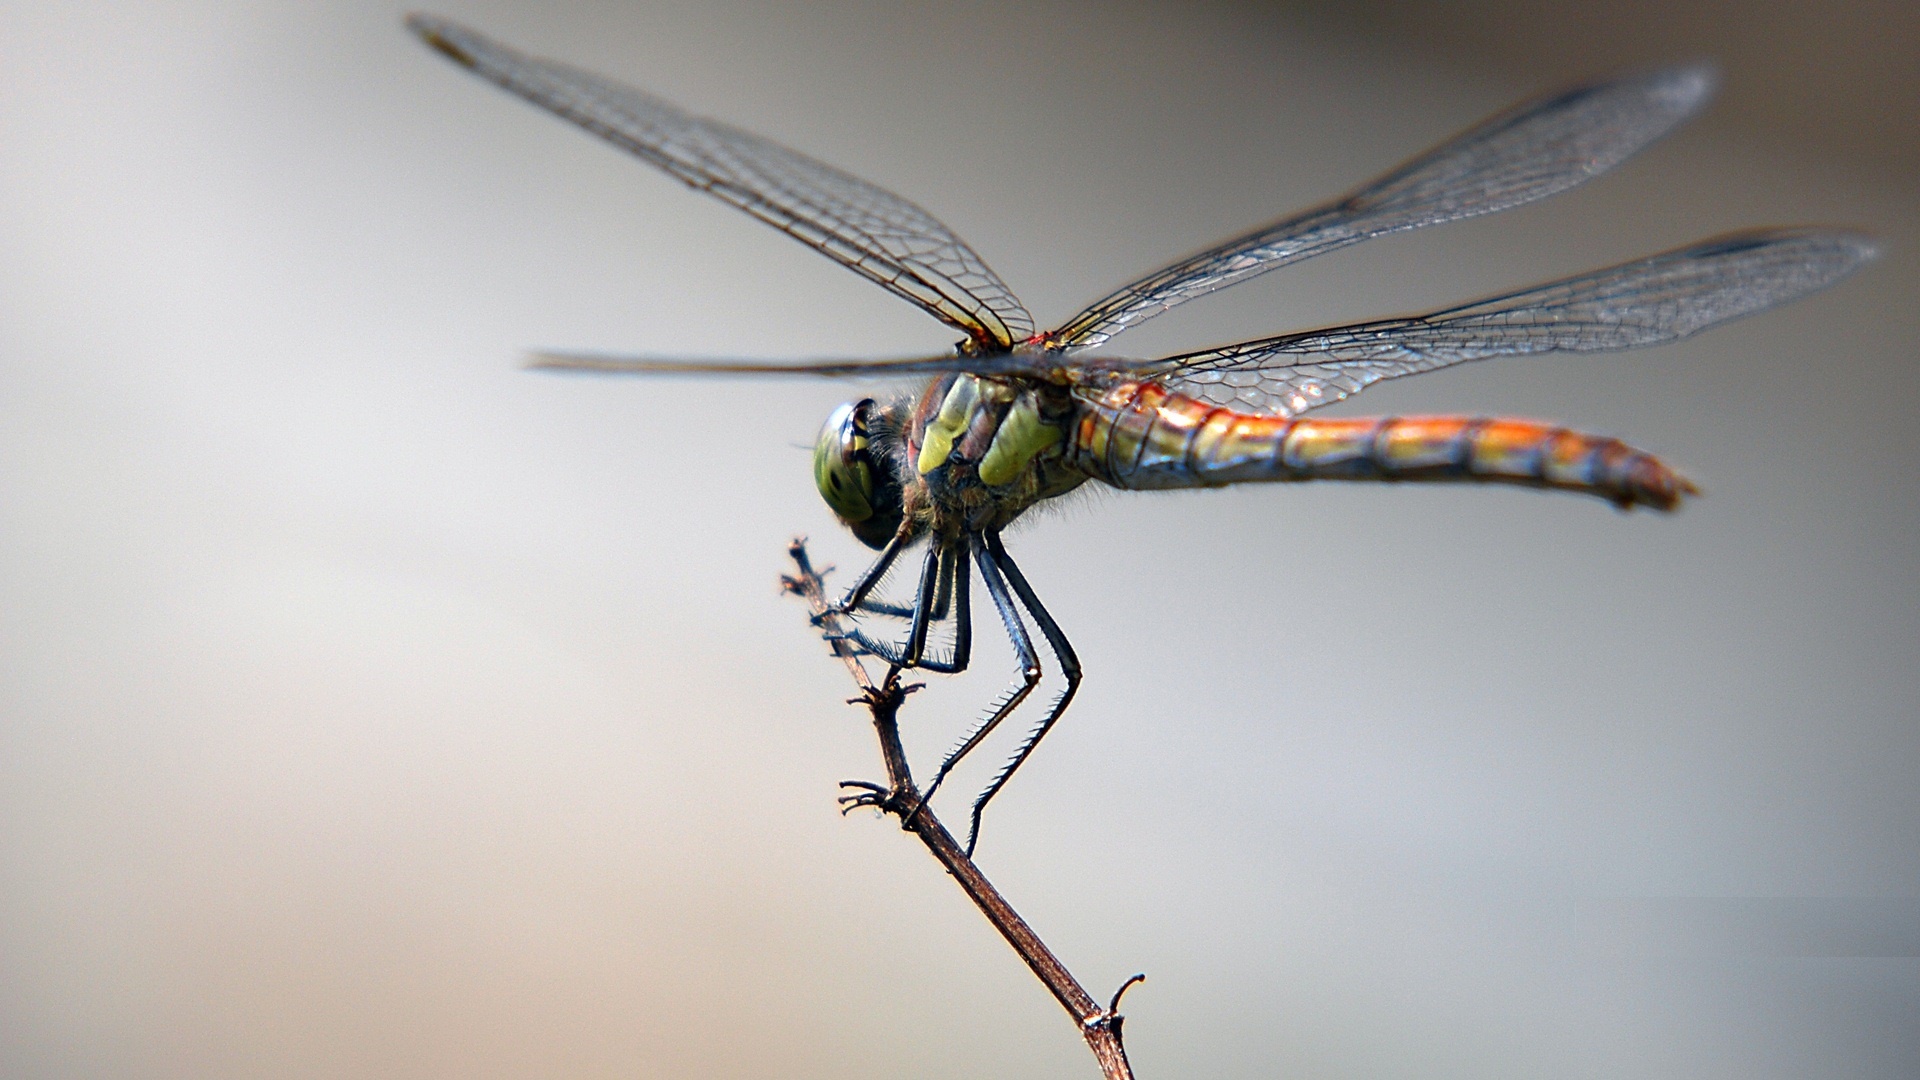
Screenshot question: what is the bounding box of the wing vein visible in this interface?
[1048,64,1717,349]
[1145,228,1877,416]
[410,14,1032,349]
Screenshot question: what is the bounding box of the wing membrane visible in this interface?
[410,15,1033,349]
[528,349,1053,379]
[1049,65,1716,349]
[1150,229,1876,416]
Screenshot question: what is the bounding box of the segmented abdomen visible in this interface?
[1072,381,1696,510]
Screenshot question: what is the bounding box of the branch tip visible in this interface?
[1108,973,1147,1016]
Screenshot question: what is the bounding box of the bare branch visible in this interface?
[785,538,1138,1080]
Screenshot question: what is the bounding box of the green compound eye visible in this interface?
[814,401,873,521]
[813,399,902,550]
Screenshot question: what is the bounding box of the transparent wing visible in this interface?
[1148,229,1876,417]
[410,15,1033,350]
[527,349,1055,379]
[1048,65,1716,350]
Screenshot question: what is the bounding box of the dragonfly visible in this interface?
[411,15,1875,853]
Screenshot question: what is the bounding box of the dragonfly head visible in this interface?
[814,398,903,550]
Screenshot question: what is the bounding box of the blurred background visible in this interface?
[1,1,1914,1078]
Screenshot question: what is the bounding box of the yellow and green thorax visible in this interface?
[811,373,1090,549]
[903,373,1088,531]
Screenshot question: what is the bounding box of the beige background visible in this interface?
[2,2,1915,1078]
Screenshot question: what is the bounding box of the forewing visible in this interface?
[1150,229,1876,416]
[410,15,1033,350]
[1049,65,1715,349]
[526,349,1054,379]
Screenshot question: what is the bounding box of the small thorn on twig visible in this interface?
[1083,972,1147,1035]
[854,680,920,709]
[1108,972,1146,1016]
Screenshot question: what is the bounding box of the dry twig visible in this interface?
[782,538,1140,1080]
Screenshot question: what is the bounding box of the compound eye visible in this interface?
[812,399,903,550]
[813,400,874,521]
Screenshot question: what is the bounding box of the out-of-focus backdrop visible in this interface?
[2,2,1914,1078]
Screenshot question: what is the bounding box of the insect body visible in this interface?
[1074,384,1693,506]
[413,15,1874,852]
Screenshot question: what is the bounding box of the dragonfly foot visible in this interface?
[837,779,901,814]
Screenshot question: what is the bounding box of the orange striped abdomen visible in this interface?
[1072,381,1696,510]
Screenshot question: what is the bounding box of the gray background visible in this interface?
[2,1,1915,1078]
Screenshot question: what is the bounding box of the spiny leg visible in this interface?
[839,541,933,661]
[928,542,959,623]
[846,596,918,620]
[941,541,972,672]
[899,541,944,669]
[844,539,972,673]
[829,526,909,616]
[854,540,963,621]
[823,524,938,659]
[917,530,1042,838]
[963,532,1083,854]
[844,548,949,622]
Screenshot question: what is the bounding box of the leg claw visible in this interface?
[836,779,894,814]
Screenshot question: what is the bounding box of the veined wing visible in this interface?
[1047,65,1715,350]
[528,349,1057,379]
[1145,229,1876,417]
[409,15,1033,351]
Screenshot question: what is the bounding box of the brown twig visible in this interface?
[782,537,1138,1080]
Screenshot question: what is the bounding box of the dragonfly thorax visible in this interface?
[815,379,1084,551]
[899,374,1088,536]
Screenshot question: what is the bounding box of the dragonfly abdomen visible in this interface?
[1075,381,1696,510]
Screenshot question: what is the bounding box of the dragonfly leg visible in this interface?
[845,596,918,620]
[835,779,894,814]
[842,540,936,671]
[895,541,943,672]
[928,543,956,622]
[828,526,961,631]
[849,541,960,622]
[916,531,1041,844]
[963,532,1082,854]
[828,527,910,617]
[944,541,972,672]
[843,539,972,674]
[822,524,918,653]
